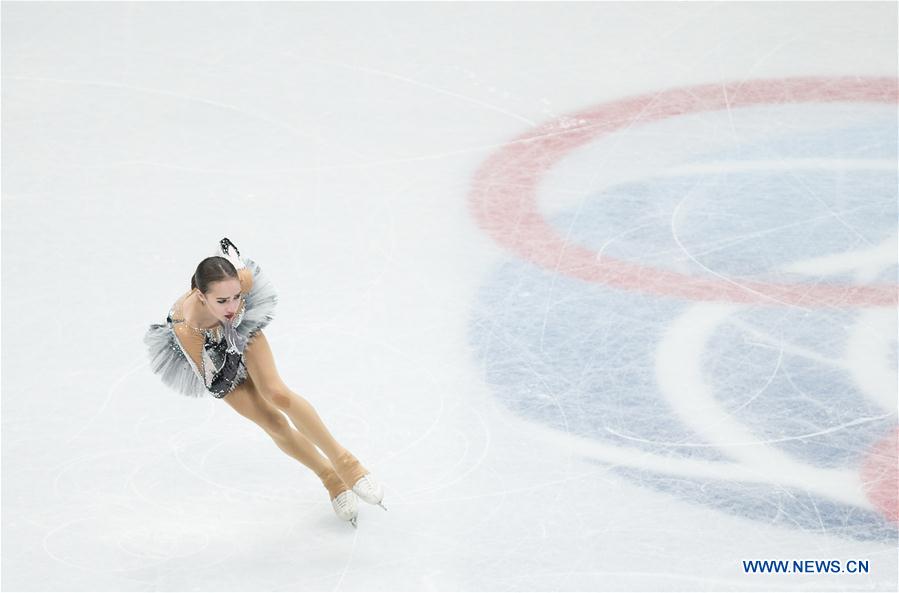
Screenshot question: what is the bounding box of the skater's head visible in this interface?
[191,256,243,322]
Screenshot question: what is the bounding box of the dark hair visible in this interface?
[190,256,238,293]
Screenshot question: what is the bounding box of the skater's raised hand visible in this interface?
[215,237,245,270]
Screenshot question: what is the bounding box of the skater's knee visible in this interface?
[224,384,290,435]
[262,382,293,410]
[261,410,291,436]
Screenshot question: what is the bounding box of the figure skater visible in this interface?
[144,237,386,528]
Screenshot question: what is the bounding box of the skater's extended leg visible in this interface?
[242,331,351,462]
[221,375,346,498]
[223,374,358,525]
[243,331,386,510]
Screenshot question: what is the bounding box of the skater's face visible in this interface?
[202,278,243,322]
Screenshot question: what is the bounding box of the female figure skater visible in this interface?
[144,237,386,528]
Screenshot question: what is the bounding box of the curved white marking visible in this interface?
[510,407,871,510]
[781,232,898,282]
[654,303,869,509]
[846,308,898,411]
[658,159,897,176]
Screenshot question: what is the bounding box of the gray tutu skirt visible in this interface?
[143,257,278,398]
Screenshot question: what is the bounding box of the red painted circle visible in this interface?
[469,76,898,307]
[861,427,898,523]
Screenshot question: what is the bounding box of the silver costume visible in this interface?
[144,242,278,398]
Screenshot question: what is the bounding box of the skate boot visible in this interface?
[317,466,358,528]
[333,451,388,511]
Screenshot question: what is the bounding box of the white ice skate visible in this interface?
[351,475,388,511]
[331,490,359,528]
[334,451,388,512]
[318,467,359,528]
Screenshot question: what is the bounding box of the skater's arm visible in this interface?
[237,267,253,293]
[215,238,253,293]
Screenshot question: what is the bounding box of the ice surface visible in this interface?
[2,2,897,591]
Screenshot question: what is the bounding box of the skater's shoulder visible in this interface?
[168,290,193,322]
[237,267,253,293]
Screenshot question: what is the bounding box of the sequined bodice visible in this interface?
[165,290,248,396]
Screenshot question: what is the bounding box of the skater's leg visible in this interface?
[242,331,351,462]
[221,375,347,498]
[243,331,374,490]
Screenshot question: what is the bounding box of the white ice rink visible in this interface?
[2,2,897,591]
